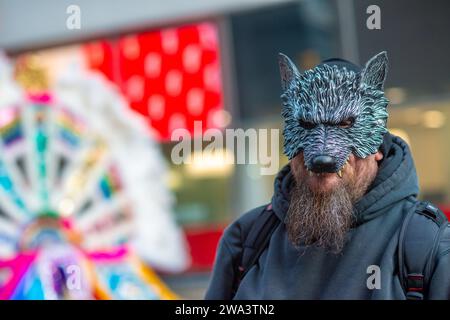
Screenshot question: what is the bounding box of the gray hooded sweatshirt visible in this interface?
[205,134,450,299]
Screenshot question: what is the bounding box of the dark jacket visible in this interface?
[205,134,450,299]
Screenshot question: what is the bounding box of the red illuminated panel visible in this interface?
[84,22,224,141]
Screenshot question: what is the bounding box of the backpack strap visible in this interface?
[398,200,449,300]
[231,204,280,296]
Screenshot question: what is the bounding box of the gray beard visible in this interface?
[285,173,371,253]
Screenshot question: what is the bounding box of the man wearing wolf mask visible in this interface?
[206,52,450,300]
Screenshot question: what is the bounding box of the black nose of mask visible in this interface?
[311,155,337,173]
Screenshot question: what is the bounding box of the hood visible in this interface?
[271,132,419,225]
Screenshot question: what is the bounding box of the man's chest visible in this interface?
[234,226,405,299]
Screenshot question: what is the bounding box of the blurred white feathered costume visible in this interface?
[0,54,189,299]
[55,64,190,273]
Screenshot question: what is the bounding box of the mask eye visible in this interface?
[299,119,317,130]
[338,117,355,129]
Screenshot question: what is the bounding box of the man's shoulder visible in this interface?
[409,199,448,225]
[221,204,269,247]
[401,198,450,257]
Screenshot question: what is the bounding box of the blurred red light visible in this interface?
[84,22,224,142]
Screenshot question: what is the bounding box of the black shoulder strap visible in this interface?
[232,204,280,296]
[398,200,449,300]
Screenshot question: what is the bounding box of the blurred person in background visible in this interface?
[205,51,450,300]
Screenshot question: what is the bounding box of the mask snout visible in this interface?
[310,155,337,173]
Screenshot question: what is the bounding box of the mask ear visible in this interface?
[278,53,300,91]
[361,51,388,90]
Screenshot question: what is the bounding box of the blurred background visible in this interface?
[1,0,450,299]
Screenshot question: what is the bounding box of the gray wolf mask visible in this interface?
[279,51,389,175]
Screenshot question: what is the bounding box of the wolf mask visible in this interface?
[279,51,389,175]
